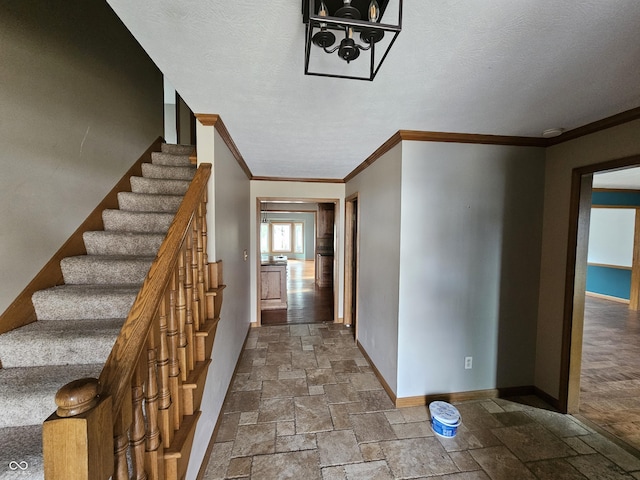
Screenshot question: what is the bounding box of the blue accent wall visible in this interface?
[586,265,631,300]
[592,191,640,206]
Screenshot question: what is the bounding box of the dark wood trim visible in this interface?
[547,106,640,146]
[195,324,252,480]
[344,108,640,183]
[195,114,253,180]
[356,340,397,404]
[344,132,403,183]
[560,153,640,413]
[395,386,538,409]
[587,262,632,271]
[533,386,560,411]
[343,130,546,183]
[398,130,548,147]
[593,188,640,194]
[252,176,345,184]
[0,137,163,336]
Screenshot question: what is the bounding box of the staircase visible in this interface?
[0,143,196,480]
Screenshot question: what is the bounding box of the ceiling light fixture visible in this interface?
[302,0,403,81]
[542,128,565,138]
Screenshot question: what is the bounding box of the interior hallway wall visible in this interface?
[397,141,545,398]
[0,0,163,317]
[536,119,640,399]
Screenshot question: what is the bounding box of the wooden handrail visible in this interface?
[43,162,220,480]
[99,163,211,421]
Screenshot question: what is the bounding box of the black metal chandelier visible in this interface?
[302,0,402,81]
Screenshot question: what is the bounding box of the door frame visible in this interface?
[256,197,340,326]
[344,193,360,337]
[560,154,640,412]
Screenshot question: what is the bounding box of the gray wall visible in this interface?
[188,127,251,479]
[536,119,640,398]
[345,140,546,399]
[345,144,403,394]
[0,0,163,315]
[397,142,545,397]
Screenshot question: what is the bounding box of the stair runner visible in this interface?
[0,143,195,479]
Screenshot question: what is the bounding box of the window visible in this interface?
[260,221,305,254]
[294,223,303,253]
[260,223,270,254]
[271,223,292,252]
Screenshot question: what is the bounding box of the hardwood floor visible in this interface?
[580,295,640,451]
[261,260,334,325]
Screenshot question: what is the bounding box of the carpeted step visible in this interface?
[142,163,196,181]
[161,143,194,156]
[32,285,138,320]
[0,425,43,479]
[83,231,165,256]
[117,191,184,212]
[130,176,190,195]
[61,255,153,285]
[102,209,174,233]
[151,151,193,167]
[0,318,123,368]
[0,363,103,428]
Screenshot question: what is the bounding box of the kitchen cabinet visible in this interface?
[261,257,287,310]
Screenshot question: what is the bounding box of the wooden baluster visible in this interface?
[196,199,207,324]
[145,332,163,480]
[191,219,202,333]
[184,226,195,372]
[157,292,174,447]
[130,358,147,480]
[167,270,182,430]
[113,429,129,480]
[201,197,210,293]
[176,248,189,382]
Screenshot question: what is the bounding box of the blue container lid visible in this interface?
[429,401,461,425]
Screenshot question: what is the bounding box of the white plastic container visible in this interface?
[429,401,461,437]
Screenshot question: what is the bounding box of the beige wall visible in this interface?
[249,181,346,325]
[188,125,252,480]
[535,119,640,398]
[0,1,163,316]
[345,144,403,394]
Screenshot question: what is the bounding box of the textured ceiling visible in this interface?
[106,0,640,179]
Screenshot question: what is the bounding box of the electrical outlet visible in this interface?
[464,356,473,370]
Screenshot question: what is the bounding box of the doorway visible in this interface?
[562,155,640,450]
[344,194,359,338]
[257,199,338,326]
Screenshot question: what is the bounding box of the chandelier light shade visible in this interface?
[302,0,402,81]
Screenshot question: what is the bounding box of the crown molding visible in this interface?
[252,176,345,184]
[195,113,253,179]
[547,106,640,147]
[343,130,546,182]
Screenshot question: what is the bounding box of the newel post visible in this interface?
[43,377,114,480]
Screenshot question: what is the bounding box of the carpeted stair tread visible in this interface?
[61,255,153,285]
[32,284,138,320]
[142,163,196,180]
[102,209,174,233]
[117,191,184,212]
[0,425,43,479]
[130,176,190,195]
[0,318,123,368]
[83,230,165,256]
[0,363,102,428]
[161,143,194,155]
[151,151,193,166]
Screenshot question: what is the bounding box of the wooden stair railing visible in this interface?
[42,163,226,480]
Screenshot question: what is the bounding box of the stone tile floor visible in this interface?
[202,323,640,479]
